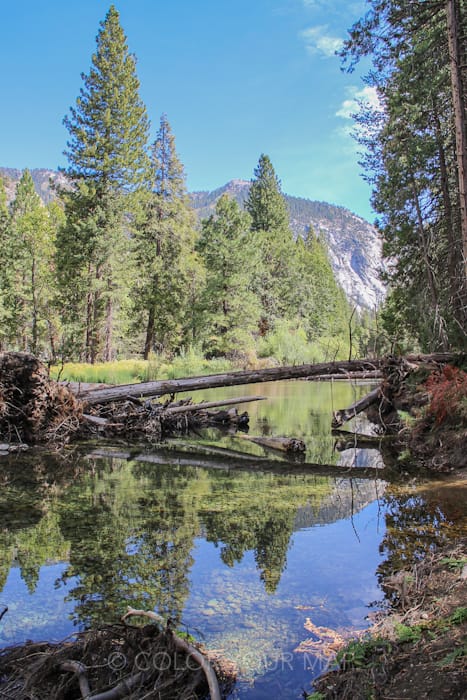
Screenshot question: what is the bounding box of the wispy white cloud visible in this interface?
[301,0,366,15]
[336,86,380,119]
[300,25,343,57]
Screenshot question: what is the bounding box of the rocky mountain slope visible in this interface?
[1,168,385,310]
[191,179,385,310]
[0,167,66,204]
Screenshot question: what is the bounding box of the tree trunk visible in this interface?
[446,0,467,285]
[85,262,94,364]
[143,306,155,360]
[104,288,113,362]
[432,96,460,302]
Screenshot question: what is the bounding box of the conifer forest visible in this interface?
[0,2,466,365]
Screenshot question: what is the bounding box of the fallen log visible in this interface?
[236,434,306,453]
[309,370,383,381]
[163,395,266,414]
[331,387,382,428]
[80,353,463,407]
[81,359,385,406]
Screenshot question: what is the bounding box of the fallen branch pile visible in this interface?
[81,395,255,442]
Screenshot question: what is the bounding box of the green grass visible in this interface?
[51,351,234,385]
[439,557,467,572]
[394,622,423,644]
[335,637,392,670]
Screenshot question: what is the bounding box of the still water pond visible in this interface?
[0,380,464,698]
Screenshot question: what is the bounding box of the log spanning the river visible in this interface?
[79,353,463,407]
[81,359,385,406]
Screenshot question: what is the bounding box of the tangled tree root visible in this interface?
[0,353,249,446]
[0,619,236,699]
[0,352,82,444]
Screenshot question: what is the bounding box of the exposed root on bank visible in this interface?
[0,619,236,700]
[0,352,82,444]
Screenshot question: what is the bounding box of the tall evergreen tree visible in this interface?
[245,154,298,329]
[0,177,10,350]
[294,226,349,342]
[196,194,260,357]
[1,170,58,355]
[131,114,201,358]
[342,0,467,349]
[57,5,150,362]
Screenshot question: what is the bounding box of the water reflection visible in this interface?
[377,476,467,595]
[0,380,463,698]
[0,452,383,645]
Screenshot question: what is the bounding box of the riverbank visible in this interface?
[309,361,467,698]
[311,528,466,699]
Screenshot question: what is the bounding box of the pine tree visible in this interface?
[294,226,349,342]
[1,170,59,355]
[57,5,150,362]
[196,194,260,357]
[342,0,467,349]
[245,154,298,329]
[0,177,10,350]
[131,114,201,358]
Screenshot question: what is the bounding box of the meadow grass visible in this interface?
[51,350,234,385]
[50,335,350,385]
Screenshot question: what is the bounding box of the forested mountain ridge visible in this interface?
[191,179,385,310]
[1,168,384,311]
[0,167,66,205]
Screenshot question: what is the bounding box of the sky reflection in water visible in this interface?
[1,380,459,698]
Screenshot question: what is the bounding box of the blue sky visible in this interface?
[1,0,376,220]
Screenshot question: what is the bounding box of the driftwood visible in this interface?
[331,387,382,428]
[236,434,306,453]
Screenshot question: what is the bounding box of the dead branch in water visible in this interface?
[236,434,306,453]
[332,387,382,428]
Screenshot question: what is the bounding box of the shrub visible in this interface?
[425,365,467,425]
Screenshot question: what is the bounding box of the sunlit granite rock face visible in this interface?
[191,180,385,311]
